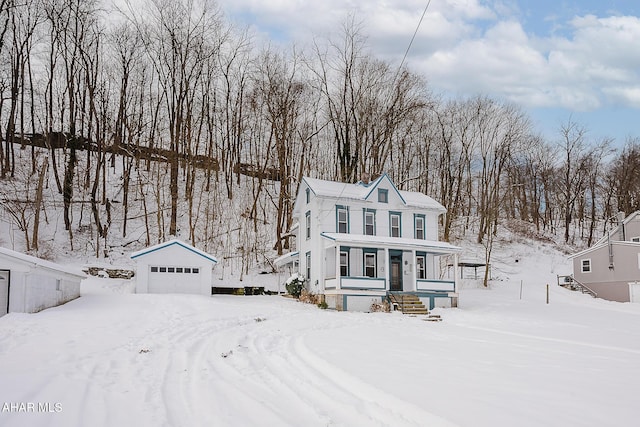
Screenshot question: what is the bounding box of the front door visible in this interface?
[390,253,403,291]
[0,270,9,317]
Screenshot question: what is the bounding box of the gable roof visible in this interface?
[569,240,640,260]
[0,247,86,279]
[302,173,445,212]
[595,210,640,245]
[362,173,407,204]
[130,239,217,263]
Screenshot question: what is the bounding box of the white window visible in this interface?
[305,211,311,240]
[364,211,375,236]
[378,189,388,203]
[306,252,311,280]
[415,216,425,240]
[337,207,348,233]
[581,259,591,273]
[340,251,349,277]
[416,255,426,279]
[390,213,401,237]
[364,253,376,278]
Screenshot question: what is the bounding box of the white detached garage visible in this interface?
[0,247,84,317]
[131,240,217,295]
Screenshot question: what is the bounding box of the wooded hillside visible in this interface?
[1,0,638,273]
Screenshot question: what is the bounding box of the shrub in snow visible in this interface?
[285,273,305,298]
[370,300,390,313]
[299,289,319,305]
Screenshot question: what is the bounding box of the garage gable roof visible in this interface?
[0,247,86,279]
[130,239,217,264]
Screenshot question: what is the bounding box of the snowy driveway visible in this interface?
[1,282,640,427]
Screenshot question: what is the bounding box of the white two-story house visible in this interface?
[290,173,461,311]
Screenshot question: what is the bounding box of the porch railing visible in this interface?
[557,275,597,298]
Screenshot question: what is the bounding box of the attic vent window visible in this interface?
[378,189,388,203]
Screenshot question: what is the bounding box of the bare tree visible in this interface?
[432,99,475,241]
[609,138,640,216]
[3,0,41,178]
[251,47,311,254]
[136,0,223,236]
[557,119,592,243]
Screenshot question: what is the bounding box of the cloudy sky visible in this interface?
[215,0,640,144]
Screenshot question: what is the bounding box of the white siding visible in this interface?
[0,262,81,315]
[346,295,382,312]
[133,244,214,295]
[0,271,8,316]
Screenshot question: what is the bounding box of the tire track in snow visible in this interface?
[153,311,286,426]
[290,334,458,426]
[459,324,640,355]
[196,313,459,427]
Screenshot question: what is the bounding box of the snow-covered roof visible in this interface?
[130,239,217,263]
[303,173,445,212]
[321,232,461,254]
[0,247,86,279]
[595,210,640,246]
[568,240,640,259]
[274,251,299,267]
[398,189,446,211]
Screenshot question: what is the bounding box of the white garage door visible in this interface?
[148,266,202,294]
[0,271,9,317]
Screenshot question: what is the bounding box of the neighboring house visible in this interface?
[289,173,461,311]
[569,211,640,302]
[0,247,84,317]
[131,239,217,295]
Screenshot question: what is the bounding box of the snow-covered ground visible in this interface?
[2,241,640,427]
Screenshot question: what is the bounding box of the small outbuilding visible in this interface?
[130,239,217,295]
[0,247,84,317]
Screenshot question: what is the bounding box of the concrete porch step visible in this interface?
[388,293,429,315]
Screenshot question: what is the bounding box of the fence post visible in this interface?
[520,280,523,300]
[546,284,549,304]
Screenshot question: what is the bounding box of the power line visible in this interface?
[397,0,432,75]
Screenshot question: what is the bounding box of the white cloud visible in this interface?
[216,0,640,112]
[416,12,640,111]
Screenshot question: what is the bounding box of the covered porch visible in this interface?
[320,232,461,296]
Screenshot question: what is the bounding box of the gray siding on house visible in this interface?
[584,281,634,303]
[623,216,640,241]
[573,243,640,302]
[606,212,640,242]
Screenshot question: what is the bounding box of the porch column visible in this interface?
[453,253,459,292]
[412,249,417,292]
[335,243,341,290]
[384,247,390,291]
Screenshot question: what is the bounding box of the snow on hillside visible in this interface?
[2,240,640,427]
